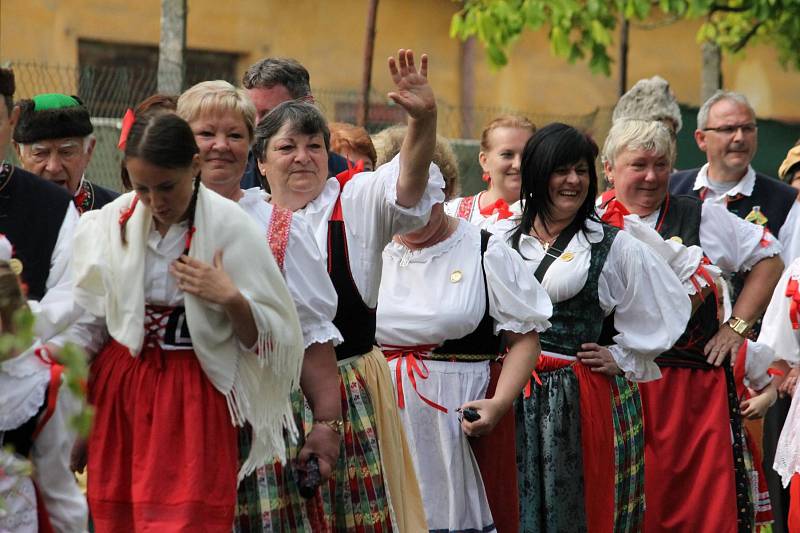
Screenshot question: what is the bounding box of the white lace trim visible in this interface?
[774,390,800,487]
[0,349,50,431]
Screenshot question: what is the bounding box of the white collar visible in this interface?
[693,163,756,197]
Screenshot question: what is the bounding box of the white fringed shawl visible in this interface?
[71,186,304,480]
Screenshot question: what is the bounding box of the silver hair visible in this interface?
[602,119,676,169]
[241,58,311,99]
[697,91,755,130]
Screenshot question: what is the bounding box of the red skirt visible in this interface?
[87,339,238,532]
[640,366,738,532]
[469,360,519,533]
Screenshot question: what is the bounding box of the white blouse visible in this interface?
[238,188,342,348]
[758,258,800,364]
[376,220,552,347]
[490,217,690,382]
[629,200,782,274]
[443,193,493,229]
[0,345,88,533]
[290,154,445,308]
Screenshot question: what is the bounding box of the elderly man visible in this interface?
[239,57,350,189]
[0,70,80,341]
[600,118,784,532]
[670,91,800,265]
[13,93,117,213]
[670,91,800,533]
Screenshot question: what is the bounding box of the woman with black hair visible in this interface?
[490,122,689,533]
[68,112,304,532]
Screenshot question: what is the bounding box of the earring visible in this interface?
[481,172,491,183]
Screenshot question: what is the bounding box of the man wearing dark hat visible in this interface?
[13,93,117,213]
[0,69,81,341]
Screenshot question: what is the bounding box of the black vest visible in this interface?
[434,230,501,357]
[655,195,719,368]
[670,168,796,238]
[0,163,72,301]
[327,218,376,360]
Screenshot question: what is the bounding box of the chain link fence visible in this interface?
[5,61,613,195]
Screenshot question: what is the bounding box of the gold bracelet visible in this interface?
[314,418,344,435]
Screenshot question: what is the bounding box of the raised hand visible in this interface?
[387,49,436,121]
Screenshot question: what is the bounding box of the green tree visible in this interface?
[451,0,800,97]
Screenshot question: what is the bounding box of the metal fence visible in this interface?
[5,61,614,195]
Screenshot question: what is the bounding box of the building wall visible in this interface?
[2,0,799,129]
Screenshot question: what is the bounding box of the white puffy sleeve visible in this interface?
[744,340,775,391]
[31,385,88,532]
[758,258,800,364]
[283,213,343,348]
[30,203,82,342]
[340,154,445,248]
[483,235,552,335]
[622,214,721,295]
[598,230,691,382]
[700,201,782,273]
[48,210,109,356]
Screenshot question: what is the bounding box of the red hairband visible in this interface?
[117,108,135,151]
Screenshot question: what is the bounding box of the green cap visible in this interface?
[32,93,82,111]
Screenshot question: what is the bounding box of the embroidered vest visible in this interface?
[328,170,376,360]
[0,163,71,300]
[539,225,618,356]
[655,195,720,368]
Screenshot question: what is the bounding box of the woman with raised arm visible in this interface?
[250,49,439,531]
[69,112,304,532]
[490,123,689,533]
[175,79,343,532]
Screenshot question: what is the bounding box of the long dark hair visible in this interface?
[512,122,599,251]
[121,113,201,249]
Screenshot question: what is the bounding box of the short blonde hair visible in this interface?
[602,119,676,170]
[177,80,257,142]
[373,125,459,199]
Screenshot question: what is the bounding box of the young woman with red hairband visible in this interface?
[444,115,534,227]
[67,112,304,532]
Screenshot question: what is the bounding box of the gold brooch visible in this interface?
[450,270,463,283]
[669,236,683,244]
[9,258,23,275]
[559,252,574,262]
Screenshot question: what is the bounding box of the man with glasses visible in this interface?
[671,91,800,265]
[13,93,117,214]
[671,91,800,533]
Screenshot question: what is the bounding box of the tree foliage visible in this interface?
[451,0,800,75]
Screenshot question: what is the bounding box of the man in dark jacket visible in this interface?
[13,92,117,213]
[670,89,800,533]
[240,57,350,189]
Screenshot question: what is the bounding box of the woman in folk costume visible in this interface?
[176,80,343,532]
[250,49,439,532]
[489,122,690,532]
[755,259,800,532]
[374,144,551,532]
[0,236,87,533]
[444,115,534,227]
[598,118,784,532]
[70,112,304,532]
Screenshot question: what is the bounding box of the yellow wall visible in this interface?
[2,0,800,136]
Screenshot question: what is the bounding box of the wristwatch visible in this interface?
[314,418,344,435]
[727,316,752,337]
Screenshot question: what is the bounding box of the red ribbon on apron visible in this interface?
[382,344,448,413]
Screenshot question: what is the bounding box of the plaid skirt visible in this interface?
[516,355,645,533]
[235,355,394,532]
